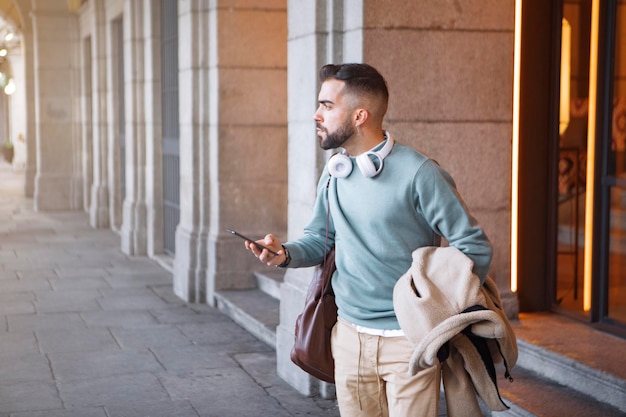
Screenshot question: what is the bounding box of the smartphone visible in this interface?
[226,229,280,256]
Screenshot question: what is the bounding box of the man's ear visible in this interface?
[353,108,369,127]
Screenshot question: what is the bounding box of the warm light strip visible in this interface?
[511,0,523,293]
[583,0,599,312]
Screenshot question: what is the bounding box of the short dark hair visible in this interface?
[319,63,389,105]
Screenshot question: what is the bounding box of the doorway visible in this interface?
[600,0,626,329]
[555,0,592,315]
[553,0,626,334]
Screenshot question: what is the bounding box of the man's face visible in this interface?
[314,79,356,150]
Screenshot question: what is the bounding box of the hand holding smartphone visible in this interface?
[226,229,280,256]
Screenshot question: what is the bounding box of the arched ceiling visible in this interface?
[0,0,20,30]
[0,0,20,77]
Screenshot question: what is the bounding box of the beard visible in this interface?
[317,120,355,150]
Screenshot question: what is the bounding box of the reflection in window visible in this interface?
[557,5,591,312]
[608,4,626,324]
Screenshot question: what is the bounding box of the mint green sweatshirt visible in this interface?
[284,138,493,330]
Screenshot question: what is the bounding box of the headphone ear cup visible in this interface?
[356,152,384,178]
[328,153,353,178]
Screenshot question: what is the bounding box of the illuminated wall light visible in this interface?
[4,78,15,95]
[511,0,523,293]
[0,48,7,57]
[4,33,13,42]
[560,19,572,135]
[67,0,85,12]
[583,0,600,312]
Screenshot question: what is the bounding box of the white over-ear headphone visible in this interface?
[328,132,395,178]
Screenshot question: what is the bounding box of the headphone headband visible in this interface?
[375,132,394,159]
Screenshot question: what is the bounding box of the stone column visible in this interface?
[120,0,148,255]
[277,0,339,398]
[31,0,82,211]
[174,1,288,304]
[19,7,37,197]
[88,0,110,228]
[79,12,93,214]
[173,0,211,303]
[104,1,125,232]
[142,0,164,258]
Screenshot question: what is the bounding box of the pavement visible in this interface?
[0,161,340,417]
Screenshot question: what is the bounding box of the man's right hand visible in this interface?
[246,234,287,267]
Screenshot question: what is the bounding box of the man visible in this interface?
[247,63,493,417]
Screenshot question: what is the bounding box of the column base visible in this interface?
[89,184,110,228]
[173,225,209,303]
[120,200,147,255]
[34,173,75,211]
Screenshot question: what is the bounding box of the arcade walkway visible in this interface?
[0,161,339,416]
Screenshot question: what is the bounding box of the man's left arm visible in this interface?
[416,161,493,282]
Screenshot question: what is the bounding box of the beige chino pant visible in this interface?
[331,317,440,417]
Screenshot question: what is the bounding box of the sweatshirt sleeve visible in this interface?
[282,171,335,268]
[414,160,493,282]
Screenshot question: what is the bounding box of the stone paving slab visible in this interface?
[97,293,173,311]
[48,349,165,382]
[0,351,54,384]
[105,401,200,417]
[0,163,339,416]
[103,272,173,289]
[54,268,111,279]
[11,407,109,417]
[35,327,121,354]
[148,305,219,324]
[0,298,35,315]
[158,367,295,417]
[8,312,87,333]
[34,288,103,313]
[0,331,39,354]
[16,269,60,280]
[58,373,172,408]
[0,276,52,292]
[48,276,111,291]
[80,309,159,328]
[0,381,62,413]
[150,344,239,373]
[110,325,194,350]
